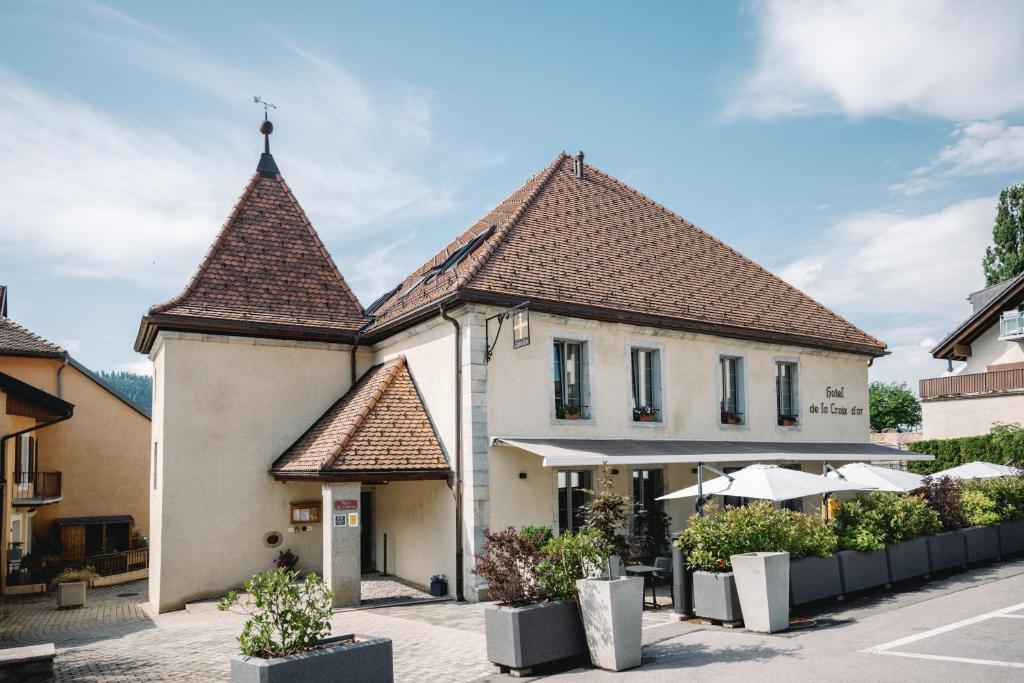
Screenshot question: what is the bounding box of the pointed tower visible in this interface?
[137,120,372,613]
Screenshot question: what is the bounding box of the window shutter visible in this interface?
[28,436,36,476]
[14,437,21,479]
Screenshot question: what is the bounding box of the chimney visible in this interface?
[573,151,585,179]
[0,285,7,318]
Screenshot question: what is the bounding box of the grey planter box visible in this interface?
[837,549,889,594]
[56,582,86,609]
[692,571,742,622]
[927,531,967,572]
[998,519,1024,556]
[789,555,842,606]
[230,635,393,683]
[962,525,1001,564]
[886,537,930,583]
[484,601,586,670]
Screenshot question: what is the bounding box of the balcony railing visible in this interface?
[920,367,1024,400]
[10,471,62,503]
[6,548,149,587]
[1000,310,1024,340]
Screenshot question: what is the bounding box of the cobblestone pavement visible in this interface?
[0,580,674,681]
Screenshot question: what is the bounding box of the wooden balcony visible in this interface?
[920,367,1024,400]
[10,471,62,505]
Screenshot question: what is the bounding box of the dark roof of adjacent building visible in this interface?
[272,356,449,479]
[0,370,74,422]
[365,153,886,356]
[135,159,366,353]
[0,317,66,359]
[932,271,1024,360]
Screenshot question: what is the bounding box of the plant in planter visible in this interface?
[720,410,743,425]
[919,475,970,571]
[632,505,672,559]
[51,567,99,609]
[218,569,392,682]
[429,574,448,597]
[557,404,582,420]
[777,414,798,427]
[632,405,659,423]
[476,527,587,673]
[274,548,299,571]
[964,475,1024,555]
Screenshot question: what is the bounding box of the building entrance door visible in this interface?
[360,491,374,572]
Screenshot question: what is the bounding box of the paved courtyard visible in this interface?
[1,562,1023,681]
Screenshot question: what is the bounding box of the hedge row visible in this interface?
[907,424,1024,475]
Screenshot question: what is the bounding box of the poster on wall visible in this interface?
[333,514,348,527]
[347,512,359,528]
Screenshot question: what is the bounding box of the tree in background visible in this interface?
[982,183,1024,286]
[868,381,921,432]
[96,370,152,414]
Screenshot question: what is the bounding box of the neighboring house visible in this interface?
[1,296,151,593]
[137,127,918,613]
[922,274,1024,439]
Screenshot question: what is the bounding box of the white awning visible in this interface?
[491,438,934,468]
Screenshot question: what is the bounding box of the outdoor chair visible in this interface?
[653,555,673,603]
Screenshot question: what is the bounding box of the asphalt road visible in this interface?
[540,558,1024,681]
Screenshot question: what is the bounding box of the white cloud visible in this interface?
[778,197,995,387]
[729,0,1024,120]
[0,5,480,290]
[113,359,153,377]
[892,121,1024,195]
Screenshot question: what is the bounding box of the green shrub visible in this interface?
[961,489,1001,526]
[677,502,836,573]
[962,476,1024,523]
[50,566,99,589]
[907,423,1024,475]
[519,525,554,546]
[831,493,940,551]
[536,529,600,603]
[218,569,333,658]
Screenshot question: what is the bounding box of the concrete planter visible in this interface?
[962,525,1001,564]
[885,537,930,583]
[926,531,967,572]
[836,549,889,594]
[730,552,789,633]
[997,518,1024,556]
[230,635,393,683]
[55,582,87,609]
[692,571,742,622]
[484,602,587,670]
[789,555,842,606]
[576,576,644,672]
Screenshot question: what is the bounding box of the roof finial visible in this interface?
[253,96,280,178]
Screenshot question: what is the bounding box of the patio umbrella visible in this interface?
[656,463,870,503]
[825,463,925,493]
[931,461,1021,480]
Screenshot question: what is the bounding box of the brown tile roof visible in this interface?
[272,356,449,476]
[137,168,366,352]
[0,317,65,358]
[367,153,886,355]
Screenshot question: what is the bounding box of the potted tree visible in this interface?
[477,527,589,675]
[219,568,393,682]
[557,404,582,420]
[632,405,659,423]
[920,476,969,571]
[52,567,99,609]
[575,466,644,672]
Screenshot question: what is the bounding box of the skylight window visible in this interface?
[394,225,496,301]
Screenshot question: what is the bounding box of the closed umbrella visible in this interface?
[931,461,1021,480]
[657,463,870,503]
[825,463,924,493]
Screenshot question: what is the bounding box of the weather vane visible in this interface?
[253,96,277,120]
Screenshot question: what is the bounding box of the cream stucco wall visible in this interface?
[0,356,150,554]
[922,394,1024,439]
[964,322,1024,373]
[150,332,371,612]
[369,480,455,589]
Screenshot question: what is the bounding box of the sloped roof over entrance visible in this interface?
[135,158,366,353]
[366,153,885,356]
[272,356,449,480]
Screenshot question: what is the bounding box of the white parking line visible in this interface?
[864,600,1024,669]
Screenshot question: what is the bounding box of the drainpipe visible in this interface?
[439,302,465,602]
[57,353,69,398]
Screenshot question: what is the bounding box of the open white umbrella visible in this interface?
[656,463,870,503]
[825,463,925,493]
[931,461,1021,480]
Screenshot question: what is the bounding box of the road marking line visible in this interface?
[873,650,1024,669]
[865,600,1024,653]
[994,614,1024,619]
[642,619,680,630]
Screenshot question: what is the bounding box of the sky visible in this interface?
[2,0,1023,389]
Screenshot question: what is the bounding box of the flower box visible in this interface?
[56,582,87,609]
[926,531,967,572]
[230,635,393,683]
[576,576,644,671]
[731,552,789,633]
[997,519,1024,556]
[692,571,742,622]
[484,602,587,671]
[962,525,1001,564]
[836,549,889,594]
[429,577,448,597]
[789,554,843,605]
[885,537,930,583]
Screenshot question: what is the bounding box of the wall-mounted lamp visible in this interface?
[611,468,620,475]
[518,472,528,480]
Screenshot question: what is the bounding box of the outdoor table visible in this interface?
[625,564,661,609]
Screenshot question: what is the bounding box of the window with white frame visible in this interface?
[776,361,799,426]
[630,348,662,421]
[557,470,591,532]
[719,355,745,425]
[553,340,588,419]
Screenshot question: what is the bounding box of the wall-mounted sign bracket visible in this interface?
[485,301,531,362]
